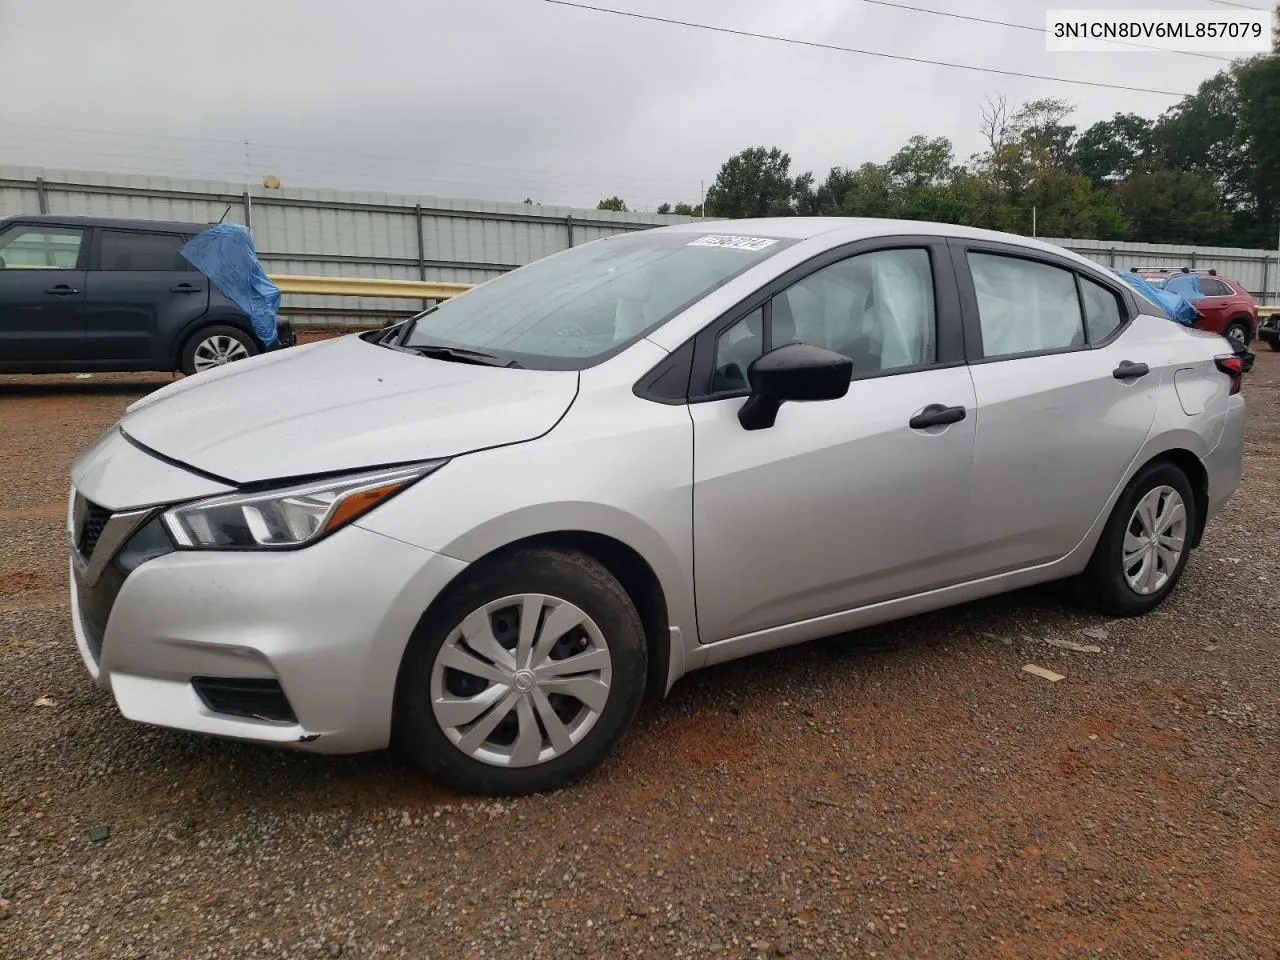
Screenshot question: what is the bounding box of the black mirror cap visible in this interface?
[749,342,852,401]
[738,343,853,431]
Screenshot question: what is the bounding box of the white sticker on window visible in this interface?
[687,235,778,251]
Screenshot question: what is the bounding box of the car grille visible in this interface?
[77,559,126,663]
[191,678,298,723]
[78,500,112,560]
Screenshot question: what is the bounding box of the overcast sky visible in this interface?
[0,0,1266,210]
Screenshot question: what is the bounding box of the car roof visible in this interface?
[0,213,216,234]
[659,216,1117,275]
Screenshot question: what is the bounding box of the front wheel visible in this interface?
[180,325,258,375]
[1074,462,1197,617]
[394,548,647,796]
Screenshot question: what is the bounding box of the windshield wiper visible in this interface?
[385,342,522,368]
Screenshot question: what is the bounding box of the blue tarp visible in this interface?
[1162,272,1205,302]
[1113,270,1199,326]
[180,224,281,346]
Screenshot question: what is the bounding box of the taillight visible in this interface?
[1215,355,1243,395]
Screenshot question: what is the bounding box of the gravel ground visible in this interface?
[1,346,1277,960]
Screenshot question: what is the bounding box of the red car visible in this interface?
[1137,269,1258,349]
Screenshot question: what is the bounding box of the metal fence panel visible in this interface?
[4,167,1279,317]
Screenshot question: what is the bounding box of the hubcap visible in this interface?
[429,594,612,768]
[192,335,250,371]
[1122,485,1187,595]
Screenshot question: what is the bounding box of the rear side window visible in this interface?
[968,253,1084,357]
[0,225,84,269]
[1199,277,1233,296]
[1080,276,1124,343]
[97,230,190,271]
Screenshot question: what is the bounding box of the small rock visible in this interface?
[774,940,793,957]
[1081,627,1110,641]
[1203,644,1219,652]
[88,825,110,843]
[33,696,57,708]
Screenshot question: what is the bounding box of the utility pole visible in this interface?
[243,139,253,235]
[700,180,705,218]
[1032,206,1037,239]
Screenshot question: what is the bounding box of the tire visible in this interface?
[180,324,258,375]
[1074,462,1197,617]
[393,548,648,796]
[1267,338,1280,353]
[1224,319,1251,349]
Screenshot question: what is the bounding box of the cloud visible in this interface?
[0,0,1230,210]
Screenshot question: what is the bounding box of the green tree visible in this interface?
[1116,170,1230,244]
[655,202,672,214]
[597,196,628,212]
[1071,113,1155,186]
[887,136,955,188]
[1233,50,1280,242]
[1152,73,1248,208]
[704,146,811,218]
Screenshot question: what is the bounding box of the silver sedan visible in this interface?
[68,218,1245,795]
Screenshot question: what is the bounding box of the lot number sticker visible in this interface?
[688,235,778,251]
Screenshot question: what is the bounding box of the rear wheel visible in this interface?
[1074,462,1197,617]
[180,325,258,375]
[1224,319,1251,348]
[394,548,647,796]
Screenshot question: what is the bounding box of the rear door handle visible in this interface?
[169,283,202,293]
[1113,361,1149,380]
[909,404,967,429]
[44,285,78,296]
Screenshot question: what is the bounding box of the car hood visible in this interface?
[121,335,579,484]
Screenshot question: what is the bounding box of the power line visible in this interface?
[535,0,1194,97]
[1204,0,1271,10]
[859,0,1235,63]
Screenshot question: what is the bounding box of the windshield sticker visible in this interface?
[687,235,778,251]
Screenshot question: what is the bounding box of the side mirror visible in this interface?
[738,342,853,431]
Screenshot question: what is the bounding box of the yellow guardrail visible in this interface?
[270,273,1280,318]
[269,275,473,300]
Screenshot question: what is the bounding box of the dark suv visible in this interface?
[0,214,293,375]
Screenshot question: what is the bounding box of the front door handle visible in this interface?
[169,283,202,293]
[44,284,79,296]
[909,404,967,429]
[1113,361,1149,380]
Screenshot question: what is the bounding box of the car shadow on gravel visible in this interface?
[83,581,1079,818]
[0,379,173,398]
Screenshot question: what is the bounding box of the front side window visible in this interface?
[0,225,83,269]
[98,230,190,271]
[712,307,764,394]
[968,253,1084,357]
[775,248,936,376]
[402,231,797,370]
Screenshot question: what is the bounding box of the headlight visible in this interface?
[163,462,445,550]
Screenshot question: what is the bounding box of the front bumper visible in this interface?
[69,488,466,754]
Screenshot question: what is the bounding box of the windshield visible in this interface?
[401,230,797,370]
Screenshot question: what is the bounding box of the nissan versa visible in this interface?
[68,218,1245,795]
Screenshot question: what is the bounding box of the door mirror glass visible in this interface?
[739,342,853,431]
